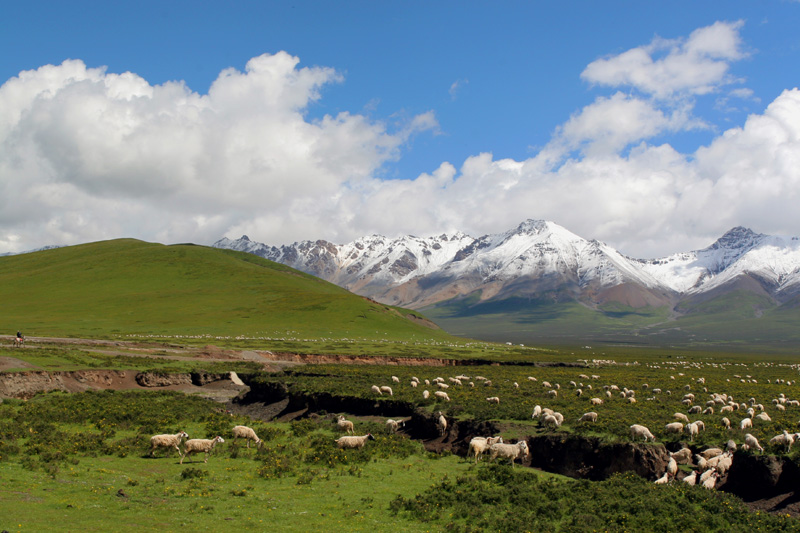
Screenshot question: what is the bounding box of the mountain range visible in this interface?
[214,221,800,349]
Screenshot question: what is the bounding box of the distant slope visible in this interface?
[0,239,449,341]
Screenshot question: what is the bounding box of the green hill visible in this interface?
[0,239,448,341]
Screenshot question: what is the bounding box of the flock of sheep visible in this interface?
[149,425,262,464]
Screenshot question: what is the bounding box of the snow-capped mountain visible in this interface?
[213,221,800,310]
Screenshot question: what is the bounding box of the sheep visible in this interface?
[547,390,558,398]
[531,405,542,419]
[542,414,560,429]
[630,424,656,442]
[486,396,500,404]
[371,385,382,395]
[380,386,393,396]
[578,412,598,423]
[664,422,684,434]
[768,430,796,452]
[667,457,678,477]
[590,397,603,406]
[699,447,723,460]
[434,391,450,401]
[422,390,430,399]
[337,415,355,434]
[181,436,224,464]
[694,420,705,432]
[715,453,733,475]
[232,425,262,449]
[722,417,731,429]
[488,440,529,467]
[654,472,670,484]
[336,433,376,449]
[553,412,564,426]
[149,430,189,457]
[744,433,764,453]
[436,412,447,436]
[673,413,690,423]
[467,436,503,463]
[683,470,698,485]
[755,412,772,423]
[391,375,400,383]
[670,448,693,465]
[702,471,719,490]
[386,419,404,432]
[740,418,752,430]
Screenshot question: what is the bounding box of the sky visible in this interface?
[1,1,799,258]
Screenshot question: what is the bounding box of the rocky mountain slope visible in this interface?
[214,220,800,313]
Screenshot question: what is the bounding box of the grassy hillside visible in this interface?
[423,291,800,353]
[0,239,450,342]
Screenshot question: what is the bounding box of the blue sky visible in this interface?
[2,1,800,257]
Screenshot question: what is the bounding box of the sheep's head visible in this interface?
[366,433,375,441]
[179,431,189,438]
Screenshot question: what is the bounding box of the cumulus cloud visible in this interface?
[2,21,799,261]
[581,20,747,99]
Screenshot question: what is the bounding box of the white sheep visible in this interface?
[391,375,400,383]
[740,417,752,430]
[422,390,430,399]
[542,414,560,429]
[673,413,690,423]
[744,433,764,453]
[337,415,355,434]
[149,430,189,457]
[722,417,731,429]
[436,412,447,436]
[578,412,598,423]
[371,385,382,395]
[667,457,678,477]
[232,425,262,448]
[590,397,603,405]
[670,448,693,465]
[683,470,698,485]
[434,391,450,401]
[768,430,796,452]
[467,436,503,463]
[486,396,500,404]
[654,472,670,484]
[336,433,376,449]
[488,440,529,467]
[664,422,684,434]
[386,419,404,432]
[630,424,656,442]
[181,436,224,464]
[702,471,719,490]
[380,386,393,396]
[686,422,699,442]
[531,405,542,419]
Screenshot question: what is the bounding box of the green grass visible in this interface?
[0,239,452,343]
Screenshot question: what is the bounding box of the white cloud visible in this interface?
[581,20,746,99]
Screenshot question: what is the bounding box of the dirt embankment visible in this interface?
[0,369,247,400]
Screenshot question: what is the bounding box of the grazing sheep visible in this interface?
[371,385,382,395]
[726,439,737,452]
[386,419,404,432]
[630,424,656,442]
[149,430,189,457]
[422,390,430,399]
[768,430,796,452]
[722,417,731,429]
[434,391,450,402]
[380,386,393,396]
[542,414,560,429]
[547,390,558,398]
[664,422,684,434]
[578,412,598,423]
[337,415,355,434]
[232,425,262,448]
[744,433,764,453]
[336,433,376,449]
[486,396,500,404]
[590,397,603,406]
[755,412,772,423]
[531,405,542,419]
[181,436,224,464]
[467,436,503,463]
[488,441,529,467]
[670,448,693,465]
[673,413,690,423]
[391,375,400,383]
[436,412,447,436]
[740,418,752,430]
